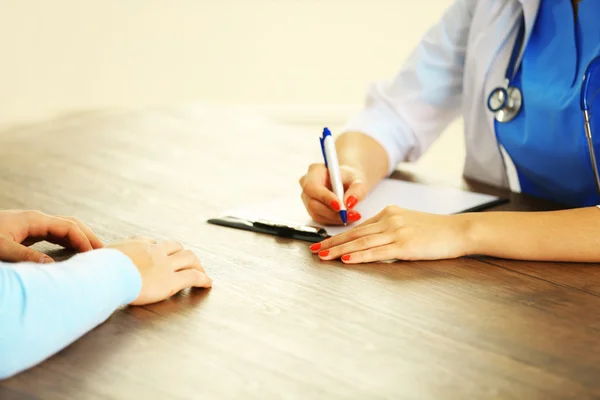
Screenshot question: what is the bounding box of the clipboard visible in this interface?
[207,216,329,243]
[207,180,507,243]
[207,199,506,243]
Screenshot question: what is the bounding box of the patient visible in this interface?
[0,209,212,379]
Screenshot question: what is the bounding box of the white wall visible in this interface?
[0,0,463,174]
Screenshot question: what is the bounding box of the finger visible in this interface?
[341,173,368,209]
[168,249,206,273]
[306,197,344,225]
[318,231,394,261]
[26,212,93,253]
[173,269,213,293]
[127,236,158,244]
[301,170,341,212]
[315,220,385,252]
[158,240,184,256]
[341,244,399,264]
[58,216,103,249]
[298,175,306,188]
[341,207,386,231]
[22,236,73,250]
[0,238,54,263]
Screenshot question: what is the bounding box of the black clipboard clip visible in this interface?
[207,216,329,243]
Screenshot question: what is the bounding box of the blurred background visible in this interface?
[0,0,463,176]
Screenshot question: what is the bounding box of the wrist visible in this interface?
[336,132,389,185]
[453,213,483,257]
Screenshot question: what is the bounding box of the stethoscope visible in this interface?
[487,16,526,123]
[487,14,600,197]
[581,56,600,196]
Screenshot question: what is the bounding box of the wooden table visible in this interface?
[1,106,599,400]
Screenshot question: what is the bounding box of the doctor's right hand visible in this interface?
[299,163,368,225]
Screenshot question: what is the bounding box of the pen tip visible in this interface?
[340,210,347,225]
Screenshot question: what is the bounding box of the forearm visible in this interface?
[461,207,600,262]
[0,249,141,379]
[336,132,389,190]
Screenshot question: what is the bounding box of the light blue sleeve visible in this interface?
[0,248,142,380]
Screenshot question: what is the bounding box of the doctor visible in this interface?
[299,0,600,263]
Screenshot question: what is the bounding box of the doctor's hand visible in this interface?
[310,206,470,263]
[0,210,103,263]
[109,237,212,306]
[299,163,368,226]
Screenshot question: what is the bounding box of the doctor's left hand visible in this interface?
[310,206,470,263]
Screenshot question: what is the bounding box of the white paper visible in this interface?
[222,179,501,236]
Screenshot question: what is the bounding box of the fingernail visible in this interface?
[318,250,330,258]
[341,255,352,262]
[348,211,362,222]
[330,200,340,211]
[40,256,54,264]
[346,196,358,209]
[310,243,321,252]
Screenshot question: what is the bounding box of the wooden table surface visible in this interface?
[0,106,599,400]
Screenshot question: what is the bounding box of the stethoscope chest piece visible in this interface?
[488,85,522,123]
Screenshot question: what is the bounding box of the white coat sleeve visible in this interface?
[342,0,479,175]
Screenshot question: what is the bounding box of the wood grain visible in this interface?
[1,106,599,400]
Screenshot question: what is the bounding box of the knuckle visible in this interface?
[388,215,405,228]
[373,246,388,257]
[69,216,83,225]
[311,216,328,225]
[348,228,365,241]
[308,199,326,215]
[21,247,36,259]
[358,236,372,248]
[173,242,184,252]
[308,163,322,171]
[24,210,42,220]
[383,205,398,215]
[64,220,79,231]
[307,199,319,210]
[190,269,204,282]
[183,249,197,260]
[304,182,318,193]
[347,230,361,241]
[355,250,369,262]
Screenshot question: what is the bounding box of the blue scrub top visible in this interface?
[495,0,600,207]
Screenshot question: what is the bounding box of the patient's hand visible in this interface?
[109,237,212,306]
[0,210,103,263]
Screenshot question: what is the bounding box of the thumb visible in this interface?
[0,238,54,263]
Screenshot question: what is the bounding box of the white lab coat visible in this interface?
[343,0,541,192]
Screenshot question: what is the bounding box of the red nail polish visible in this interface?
[341,254,352,262]
[330,200,340,211]
[319,250,330,257]
[346,196,358,209]
[310,243,321,252]
[348,211,362,222]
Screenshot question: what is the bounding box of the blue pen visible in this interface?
[320,127,347,225]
